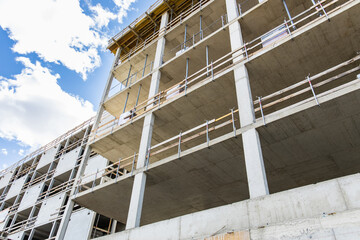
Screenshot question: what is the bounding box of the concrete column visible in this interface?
[226,0,269,198]
[111,220,117,234]
[55,47,122,240]
[126,11,169,230]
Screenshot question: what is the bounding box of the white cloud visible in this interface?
[113,0,137,24]
[0,57,95,148]
[18,149,24,156]
[90,4,117,29]
[0,0,140,79]
[1,164,9,171]
[1,149,8,155]
[0,0,108,80]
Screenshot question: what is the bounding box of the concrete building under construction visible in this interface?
[1,0,360,239]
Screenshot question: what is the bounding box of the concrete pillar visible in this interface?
[111,220,117,234]
[55,47,122,240]
[226,0,269,198]
[126,11,169,230]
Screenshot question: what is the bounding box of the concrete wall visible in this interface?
[35,192,66,226]
[96,173,360,240]
[81,155,108,184]
[54,147,80,178]
[63,209,95,240]
[7,230,24,240]
[0,208,9,231]
[0,172,13,191]
[0,221,6,232]
[18,183,44,211]
[36,146,58,171]
[5,176,27,200]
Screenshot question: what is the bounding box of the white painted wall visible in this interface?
[63,209,95,240]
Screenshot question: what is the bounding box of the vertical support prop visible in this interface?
[123,92,130,114]
[184,24,187,50]
[125,65,132,87]
[200,15,203,40]
[283,0,296,30]
[131,85,142,123]
[184,58,189,95]
[142,54,148,77]
[318,0,329,21]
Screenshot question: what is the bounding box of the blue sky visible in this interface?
[0,0,156,170]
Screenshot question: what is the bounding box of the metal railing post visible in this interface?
[206,45,209,76]
[131,152,136,176]
[211,60,214,81]
[178,131,182,158]
[244,43,249,60]
[307,74,320,106]
[115,158,121,182]
[206,121,210,148]
[284,18,293,40]
[231,109,237,137]
[258,96,266,126]
[92,169,98,191]
[145,147,151,170]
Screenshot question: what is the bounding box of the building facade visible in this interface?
[1,0,360,239]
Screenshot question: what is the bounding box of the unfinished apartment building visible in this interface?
[2,0,360,239]
[0,118,118,239]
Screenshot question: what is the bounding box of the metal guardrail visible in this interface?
[0,117,94,178]
[110,0,213,64]
[91,0,351,143]
[77,51,360,195]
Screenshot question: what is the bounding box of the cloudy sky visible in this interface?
[0,0,156,170]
